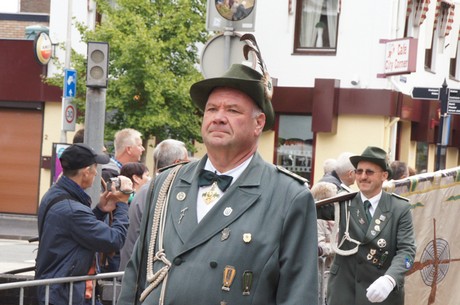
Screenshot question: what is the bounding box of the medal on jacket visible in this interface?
[222,265,236,291]
[242,270,253,295]
[202,182,220,204]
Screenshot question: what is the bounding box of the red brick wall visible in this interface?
[0,20,48,39]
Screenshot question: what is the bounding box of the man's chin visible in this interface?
[205,136,230,147]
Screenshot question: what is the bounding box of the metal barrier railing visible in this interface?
[1,256,331,305]
[0,271,123,305]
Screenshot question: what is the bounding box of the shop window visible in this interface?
[276,115,313,180]
[416,142,428,173]
[293,0,339,54]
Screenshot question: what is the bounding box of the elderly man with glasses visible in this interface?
[317,146,416,305]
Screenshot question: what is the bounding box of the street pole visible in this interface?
[223,27,234,72]
[60,0,73,143]
[84,88,107,207]
[436,79,448,171]
[84,42,109,206]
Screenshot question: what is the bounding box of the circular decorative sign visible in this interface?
[34,32,52,65]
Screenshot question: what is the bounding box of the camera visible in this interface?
[106,177,121,192]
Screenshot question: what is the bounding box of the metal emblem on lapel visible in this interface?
[178,207,188,224]
[176,191,186,201]
[375,219,381,225]
[359,218,365,225]
[374,225,381,232]
[379,215,386,221]
[377,238,387,248]
[243,233,252,243]
[223,207,233,217]
[221,227,231,241]
[371,230,376,236]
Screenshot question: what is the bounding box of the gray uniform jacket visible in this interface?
[118,153,319,305]
[326,192,416,305]
[119,183,149,271]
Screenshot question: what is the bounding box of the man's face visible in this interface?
[355,161,388,198]
[127,137,145,162]
[343,169,356,187]
[201,87,265,153]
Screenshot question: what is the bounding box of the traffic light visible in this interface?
[86,42,109,88]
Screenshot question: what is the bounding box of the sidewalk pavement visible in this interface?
[0,214,38,241]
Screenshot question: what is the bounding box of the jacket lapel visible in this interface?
[350,196,369,236]
[168,159,204,244]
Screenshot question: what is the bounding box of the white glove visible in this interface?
[366,275,395,303]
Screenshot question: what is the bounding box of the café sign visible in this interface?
[380,38,417,76]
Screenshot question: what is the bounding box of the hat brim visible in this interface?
[94,153,110,165]
[190,77,274,131]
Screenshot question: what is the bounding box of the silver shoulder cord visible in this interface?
[331,200,361,256]
[140,164,183,303]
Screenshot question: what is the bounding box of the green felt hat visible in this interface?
[350,146,393,178]
[190,64,275,131]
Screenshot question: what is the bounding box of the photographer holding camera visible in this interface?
[36,143,134,305]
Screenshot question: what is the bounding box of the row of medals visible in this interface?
[363,212,389,268]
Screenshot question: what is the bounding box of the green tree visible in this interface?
[48,0,208,151]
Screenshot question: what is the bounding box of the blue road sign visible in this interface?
[64,69,77,98]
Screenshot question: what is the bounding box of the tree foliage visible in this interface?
[48,0,209,150]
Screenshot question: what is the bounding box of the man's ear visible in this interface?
[254,112,266,135]
[382,171,389,181]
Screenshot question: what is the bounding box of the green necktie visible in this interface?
[364,200,372,224]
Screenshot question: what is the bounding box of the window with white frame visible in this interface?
[294,0,339,54]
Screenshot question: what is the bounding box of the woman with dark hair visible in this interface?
[120,162,150,203]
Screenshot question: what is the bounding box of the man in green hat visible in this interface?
[318,146,416,305]
[118,64,319,305]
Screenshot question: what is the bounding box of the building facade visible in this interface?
[1,0,460,215]
[249,0,460,184]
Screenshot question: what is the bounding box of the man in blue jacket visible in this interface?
[36,143,133,305]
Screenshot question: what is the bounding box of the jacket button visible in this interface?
[210,261,218,268]
[173,257,183,266]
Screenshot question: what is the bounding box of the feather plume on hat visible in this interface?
[240,34,274,101]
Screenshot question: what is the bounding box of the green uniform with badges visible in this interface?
[118,153,319,305]
[321,191,416,305]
